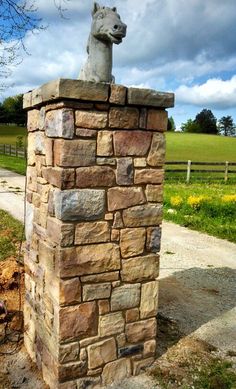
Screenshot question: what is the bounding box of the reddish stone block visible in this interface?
[54,139,96,167]
[107,187,145,211]
[76,166,115,187]
[134,169,164,184]
[109,85,127,105]
[146,109,168,131]
[113,131,152,156]
[42,167,75,189]
[109,107,139,129]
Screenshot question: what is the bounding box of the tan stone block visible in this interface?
[110,84,127,105]
[147,133,165,166]
[102,358,131,385]
[38,202,48,229]
[27,109,39,132]
[75,110,107,129]
[125,308,139,323]
[145,184,163,202]
[134,158,147,168]
[111,229,120,242]
[59,342,80,364]
[47,217,74,247]
[113,130,152,156]
[140,281,159,319]
[116,333,126,348]
[76,128,97,138]
[42,167,75,189]
[59,302,98,342]
[97,131,113,156]
[39,184,50,203]
[127,87,174,108]
[111,284,140,311]
[134,169,164,184]
[133,357,154,375]
[59,243,120,277]
[98,300,110,315]
[107,187,145,211]
[32,192,40,207]
[87,368,102,376]
[76,166,115,187]
[80,348,87,361]
[143,339,156,357]
[60,278,81,306]
[88,338,116,369]
[105,213,113,221]
[23,92,32,109]
[27,132,36,165]
[75,221,110,245]
[38,240,55,272]
[80,335,101,348]
[113,211,124,228]
[123,204,163,227]
[116,157,133,185]
[80,272,119,283]
[58,360,87,381]
[126,318,157,343]
[121,254,159,282]
[45,108,74,139]
[99,312,124,337]
[109,107,139,129]
[147,109,168,131]
[45,138,53,166]
[120,228,146,258]
[83,283,111,301]
[54,139,96,167]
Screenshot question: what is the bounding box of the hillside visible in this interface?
[166,132,236,162]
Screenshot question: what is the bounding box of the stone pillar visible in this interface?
[23,79,174,389]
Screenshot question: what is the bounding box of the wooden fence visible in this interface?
[165,160,236,182]
[0,144,26,159]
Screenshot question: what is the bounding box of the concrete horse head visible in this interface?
[79,2,127,83]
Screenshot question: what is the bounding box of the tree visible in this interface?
[218,116,236,137]
[0,0,69,86]
[195,109,218,134]
[2,94,26,125]
[167,116,176,131]
[181,119,201,133]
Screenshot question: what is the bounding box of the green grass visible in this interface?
[0,124,27,145]
[0,154,26,175]
[166,132,236,162]
[164,183,236,242]
[0,210,23,261]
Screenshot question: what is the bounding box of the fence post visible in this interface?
[186,160,191,183]
[224,161,229,182]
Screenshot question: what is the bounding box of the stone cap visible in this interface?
[23,78,174,110]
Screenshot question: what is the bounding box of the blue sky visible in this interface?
[1,0,236,130]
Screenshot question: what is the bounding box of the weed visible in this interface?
[0,210,23,261]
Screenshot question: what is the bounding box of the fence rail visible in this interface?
[165,160,236,182]
[0,143,26,159]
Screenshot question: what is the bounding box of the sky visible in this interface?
[1,0,236,130]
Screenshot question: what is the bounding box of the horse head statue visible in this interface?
[79,3,127,83]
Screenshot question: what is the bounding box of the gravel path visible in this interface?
[0,168,235,388]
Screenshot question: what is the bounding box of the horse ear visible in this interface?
[112,7,117,12]
[92,2,100,15]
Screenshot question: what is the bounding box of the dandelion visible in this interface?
[222,194,236,203]
[170,195,183,207]
[187,195,211,209]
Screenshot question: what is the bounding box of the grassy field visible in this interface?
[0,125,27,145]
[0,155,26,175]
[164,182,236,242]
[0,210,23,261]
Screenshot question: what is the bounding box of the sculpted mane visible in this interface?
[79,2,127,83]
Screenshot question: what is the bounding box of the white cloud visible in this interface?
[175,76,236,109]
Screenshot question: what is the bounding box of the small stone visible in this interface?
[102,358,131,386]
[88,338,116,369]
[107,187,145,211]
[112,211,124,228]
[76,128,97,138]
[111,229,120,242]
[147,133,165,166]
[54,139,96,167]
[98,300,110,315]
[99,312,124,337]
[109,107,139,129]
[110,84,127,105]
[134,158,147,168]
[121,254,159,282]
[126,318,157,343]
[134,169,164,184]
[83,283,111,301]
[80,348,87,361]
[81,272,119,283]
[120,228,146,258]
[105,213,113,221]
[140,281,159,319]
[54,189,105,221]
[123,204,162,227]
[45,109,74,139]
[75,110,107,129]
[145,184,163,202]
[116,158,133,185]
[75,221,110,245]
[146,227,162,252]
[96,157,116,166]
[125,308,139,323]
[147,109,168,131]
[111,284,140,311]
[59,302,98,342]
[60,278,81,305]
[76,166,115,187]
[116,333,126,348]
[59,342,80,364]
[42,167,75,189]
[27,109,39,132]
[143,340,156,357]
[97,131,113,156]
[113,130,152,156]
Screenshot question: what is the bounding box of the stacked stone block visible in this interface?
[24,79,174,389]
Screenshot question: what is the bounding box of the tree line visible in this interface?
[168,109,236,136]
[0,94,26,126]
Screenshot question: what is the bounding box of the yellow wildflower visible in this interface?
[170,195,183,207]
[222,194,236,203]
[187,195,211,208]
